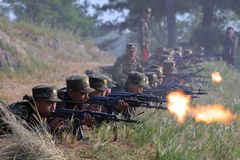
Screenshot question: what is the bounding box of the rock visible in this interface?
[89,46,101,56]
[0,48,18,69]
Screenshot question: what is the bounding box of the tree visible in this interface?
[2,0,95,36]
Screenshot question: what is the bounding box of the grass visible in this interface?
[1,61,240,160]
[0,104,66,160]
[0,16,114,85]
[0,15,239,159]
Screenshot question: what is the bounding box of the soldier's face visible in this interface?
[68,90,89,101]
[227,29,234,36]
[150,82,158,88]
[158,78,163,85]
[89,90,107,97]
[127,49,136,59]
[128,84,144,94]
[36,100,56,113]
[144,12,151,20]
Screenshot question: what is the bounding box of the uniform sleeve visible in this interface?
[139,20,146,48]
[112,59,127,81]
[136,61,144,73]
[233,35,239,56]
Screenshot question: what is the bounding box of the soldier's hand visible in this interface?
[86,104,102,112]
[115,99,129,113]
[81,113,95,127]
[48,118,64,130]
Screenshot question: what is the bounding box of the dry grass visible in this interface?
[0,103,66,160]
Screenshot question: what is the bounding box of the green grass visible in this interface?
[1,62,240,159]
[71,61,240,160]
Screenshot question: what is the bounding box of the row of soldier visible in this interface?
[0,43,209,140]
[112,43,206,86]
[0,71,160,140]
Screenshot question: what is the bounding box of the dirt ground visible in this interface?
[0,61,112,103]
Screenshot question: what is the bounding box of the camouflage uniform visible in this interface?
[58,75,94,110]
[223,27,239,65]
[112,43,143,83]
[125,72,150,91]
[145,72,159,88]
[9,85,60,130]
[150,47,165,65]
[57,75,95,140]
[139,8,152,59]
[162,60,176,84]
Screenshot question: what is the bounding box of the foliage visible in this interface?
[2,0,95,36]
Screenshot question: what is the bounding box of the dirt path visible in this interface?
[0,61,112,103]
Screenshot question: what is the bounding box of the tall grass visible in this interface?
[0,104,66,160]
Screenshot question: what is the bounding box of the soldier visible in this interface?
[223,26,239,65]
[150,46,165,65]
[145,72,159,88]
[125,72,149,94]
[9,85,63,132]
[163,50,174,61]
[58,75,94,109]
[150,67,164,85]
[89,74,128,113]
[162,60,176,84]
[57,75,98,139]
[112,43,143,83]
[138,8,152,59]
[196,46,205,56]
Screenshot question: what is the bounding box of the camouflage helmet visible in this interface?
[145,72,159,83]
[126,43,137,52]
[196,46,204,52]
[32,85,60,102]
[89,74,109,92]
[159,55,170,66]
[183,49,192,55]
[174,47,183,52]
[226,26,234,31]
[126,72,149,88]
[161,55,170,61]
[66,75,95,93]
[148,65,161,70]
[151,67,164,78]
[100,75,116,88]
[144,8,152,13]
[174,51,182,57]
[163,50,172,56]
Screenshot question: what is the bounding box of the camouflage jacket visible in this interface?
[112,55,143,82]
[9,99,42,129]
[139,18,150,48]
[223,34,239,57]
[57,89,85,110]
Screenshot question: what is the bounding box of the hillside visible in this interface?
[0,17,114,102]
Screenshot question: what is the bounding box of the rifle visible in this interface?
[62,96,167,110]
[108,92,166,104]
[43,109,139,124]
[177,65,200,71]
[42,109,138,140]
[172,68,210,82]
[145,84,207,99]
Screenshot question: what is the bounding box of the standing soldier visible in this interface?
[223,26,239,65]
[138,8,152,60]
[112,43,143,83]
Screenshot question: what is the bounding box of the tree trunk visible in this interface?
[165,0,176,48]
[200,1,215,51]
[201,1,214,28]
